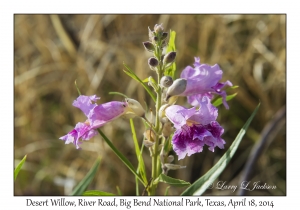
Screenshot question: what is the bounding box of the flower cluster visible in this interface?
[163,57,232,160]
[60,24,232,162]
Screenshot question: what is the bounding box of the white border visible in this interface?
[3,0,296,209]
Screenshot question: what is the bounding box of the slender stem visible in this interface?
[149,37,164,195]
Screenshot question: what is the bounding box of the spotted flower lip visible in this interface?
[167,57,232,109]
[165,96,225,160]
[60,95,129,149]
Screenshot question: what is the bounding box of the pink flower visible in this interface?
[165,96,225,160]
[166,57,232,109]
[60,95,129,149]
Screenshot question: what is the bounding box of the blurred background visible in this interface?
[14,14,286,196]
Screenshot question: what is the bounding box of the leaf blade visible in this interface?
[97,129,146,186]
[153,174,190,187]
[82,190,115,196]
[14,155,27,181]
[71,157,101,195]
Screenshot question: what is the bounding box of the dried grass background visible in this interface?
[14,14,286,196]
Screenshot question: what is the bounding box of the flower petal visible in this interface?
[59,122,97,149]
[165,105,196,129]
[72,95,100,117]
[88,101,128,128]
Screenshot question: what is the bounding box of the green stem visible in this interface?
[149,37,164,195]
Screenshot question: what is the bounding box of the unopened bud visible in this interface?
[163,51,176,65]
[154,23,164,34]
[148,57,159,68]
[125,98,145,117]
[162,32,168,41]
[143,41,155,52]
[158,104,170,121]
[167,155,174,163]
[162,121,174,138]
[160,76,173,88]
[165,78,187,101]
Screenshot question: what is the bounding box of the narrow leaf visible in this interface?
[14,155,27,181]
[212,93,237,107]
[165,30,176,78]
[71,157,101,195]
[109,92,128,98]
[116,186,122,196]
[153,174,190,187]
[123,63,156,102]
[130,119,147,184]
[164,186,170,196]
[82,190,115,196]
[97,129,146,186]
[181,103,260,195]
[74,80,81,96]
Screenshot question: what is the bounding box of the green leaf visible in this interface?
[165,30,176,78]
[109,91,128,98]
[123,63,156,103]
[164,186,170,196]
[82,190,115,196]
[71,157,101,195]
[116,186,122,195]
[14,155,27,181]
[130,119,147,184]
[97,129,146,186]
[74,80,82,96]
[181,103,260,195]
[212,93,237,107]
[153,174,190,187]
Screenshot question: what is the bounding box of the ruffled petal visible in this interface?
[72,95,100,117]
[189,96,218,125]
[59,122,97,149]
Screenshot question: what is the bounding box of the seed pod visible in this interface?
[143,41,155,52]
[163,51,176,65]
[148,57,159,68]
[160,76,173,88]
[165,78,187,101]
[144,139,154,148]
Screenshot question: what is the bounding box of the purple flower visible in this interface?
[60,95,129,149]
[166,57,232,109]
[165,96,225,160]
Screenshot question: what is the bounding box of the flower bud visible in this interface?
[165,78,187,101]
[148,57,159,68]
[163,51,176,65]
[158,104,170,121]
[160,76,173,88]
[143,41,155,52]
[167,155,174,163]
[162,121,174,138]
[162,32,168,41]
[125,98,145,117]
[154,23,164,34]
